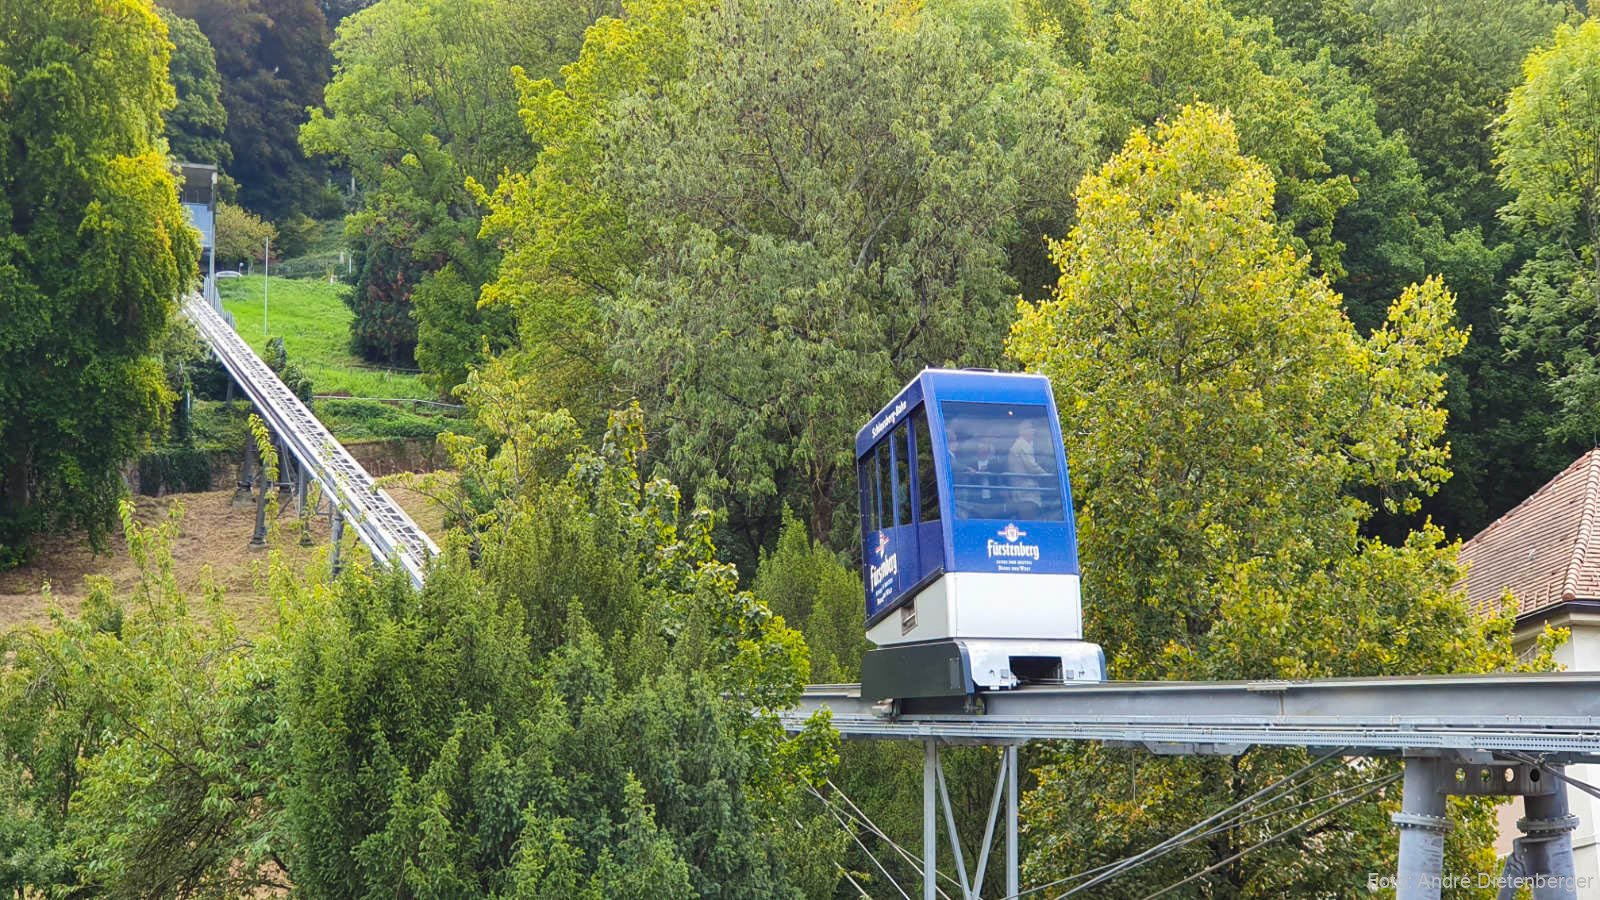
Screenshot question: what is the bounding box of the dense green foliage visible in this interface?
[752,511,866,686]
[0,409,838,895]
[284,405,836,896]
[301,0,599,383]
[161,0,335,219]
[158,8,230,166]
[0,0,199,565]
[1263,0,1582,535]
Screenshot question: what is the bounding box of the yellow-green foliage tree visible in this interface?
[1089,0,1356,276]
[0,0,199,565]
[1498,19,1600,444]
[1009,105,1532,896]
[477,0,709,431]
[212,200,275,267]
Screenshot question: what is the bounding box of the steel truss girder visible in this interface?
[785,673,1600,762]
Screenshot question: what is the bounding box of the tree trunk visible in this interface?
[809,468,836,547]
[2,448,31,518]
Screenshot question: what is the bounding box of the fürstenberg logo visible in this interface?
[987,523,1040,561]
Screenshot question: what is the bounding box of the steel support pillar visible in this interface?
[250,468,268,548]
[237,436,257,503]
[1006,744,1019,898]
[924,740,937,900]
[1520,772,1579,900]
[330,510,345,576]
[1394,756,1450,900]
[276,437,291,494]
[916,739,1023,900]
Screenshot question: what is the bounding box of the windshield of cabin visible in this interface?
[940,400,1065,521]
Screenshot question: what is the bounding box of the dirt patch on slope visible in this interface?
[0,490,336,631]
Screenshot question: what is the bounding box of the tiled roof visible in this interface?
[1459,448,1600,618]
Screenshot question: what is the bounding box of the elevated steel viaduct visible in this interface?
[785,674,1600,899]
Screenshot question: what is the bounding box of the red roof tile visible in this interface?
[1459,448,1600,618]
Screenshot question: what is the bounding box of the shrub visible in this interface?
[137,449,214,495]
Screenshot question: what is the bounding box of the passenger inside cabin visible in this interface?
[944,402,1066,522]
[1008,418,1047,519]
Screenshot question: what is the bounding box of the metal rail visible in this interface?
[183,294,438,587]
[784,672,1600,762]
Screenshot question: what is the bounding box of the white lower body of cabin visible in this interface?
[867,572,1102,688]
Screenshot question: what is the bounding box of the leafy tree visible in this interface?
[1360,0,1569,234]
[1088,0,1356,275]
[0,502,287,896]
[478,0,711,432]
[752,511,866,685]
[1497,19,1600,443]
[285,400,840,896]
[1318,0,1574,537]
[1017,0,1092,64]
[158,8,230,166]
[0,0,199,564]
[162,0,334,219]
[574,0,1098,562]
[1223,0,1373,65]
[301,0,600,384]
[341,210,431,365]
[1008,104,1523,895]
[214,199,276,267]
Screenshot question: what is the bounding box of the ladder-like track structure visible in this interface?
[183,294,438,588]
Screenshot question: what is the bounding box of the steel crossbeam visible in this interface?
[784,673,1600,762]
[183,295,438,587]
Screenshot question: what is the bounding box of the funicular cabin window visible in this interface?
[877,442,894,527]
[892,422,912,527]
[913,411,939,522]
[941,400,1065,521]
[862,442,888,533]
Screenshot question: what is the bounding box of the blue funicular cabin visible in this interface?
[855,369,1105,701]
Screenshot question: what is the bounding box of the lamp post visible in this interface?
[207,170,217,307]
[263,234,270,336]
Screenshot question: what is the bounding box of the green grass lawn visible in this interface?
[210,275,471,446]
[217,275,431,400]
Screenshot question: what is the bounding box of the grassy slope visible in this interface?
[218,275,431,400]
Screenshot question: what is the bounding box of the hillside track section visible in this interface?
[183,294,438,588]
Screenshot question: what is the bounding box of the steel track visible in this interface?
[784,673,1600,761]
[183,295,438,587]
